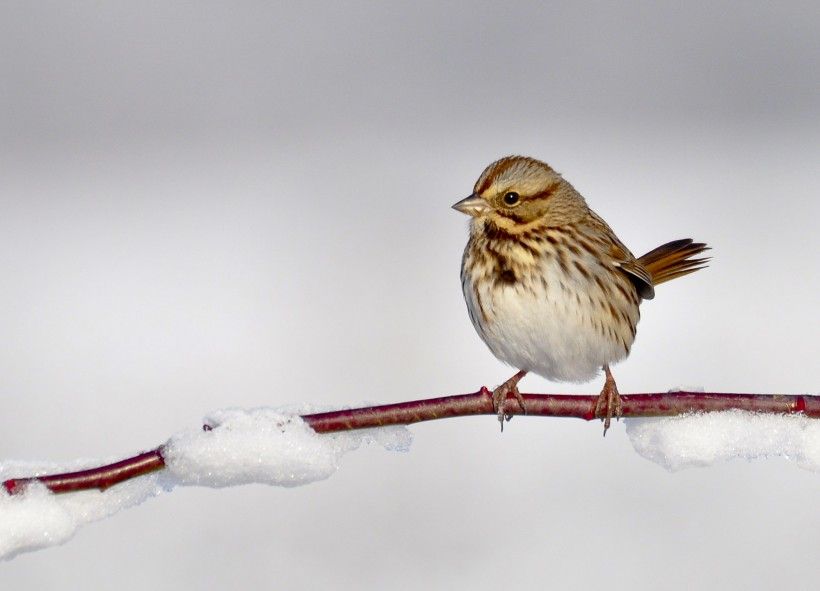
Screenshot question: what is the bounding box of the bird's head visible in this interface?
[453,156,588,230]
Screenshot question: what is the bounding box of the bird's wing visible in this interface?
[616,258,655,300]
[585,209,655,300]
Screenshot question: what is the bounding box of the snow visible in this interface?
[0,407,411,561]
[0,461,165,561]
[626,410,820,472]
[164,406,412,487]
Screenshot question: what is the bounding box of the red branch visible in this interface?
[3,390,816,495]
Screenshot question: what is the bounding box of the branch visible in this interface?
[4,390,816,495]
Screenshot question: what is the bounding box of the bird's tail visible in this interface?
[638,239,710,285]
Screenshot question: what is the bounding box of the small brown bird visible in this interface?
[454,156,709,433]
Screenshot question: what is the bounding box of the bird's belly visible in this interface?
[468,269,636,383]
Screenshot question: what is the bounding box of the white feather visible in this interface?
[463,255,634,383]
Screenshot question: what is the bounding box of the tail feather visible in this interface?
[638,239,710,286]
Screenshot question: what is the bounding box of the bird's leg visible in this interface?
[491,370,528,430]
[594,364,622,436]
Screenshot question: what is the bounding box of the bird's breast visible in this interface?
[461,234,641,383]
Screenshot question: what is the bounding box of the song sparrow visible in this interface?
[454,156,709,433]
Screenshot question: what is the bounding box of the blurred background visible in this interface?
[1,1,818,588]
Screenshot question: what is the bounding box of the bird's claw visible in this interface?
[491,371,528,432]
[595,366,622,436]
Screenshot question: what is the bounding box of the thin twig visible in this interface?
[3,390,816,495]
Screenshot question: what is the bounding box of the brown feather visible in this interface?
[584,210,656,299]
[618,260,655,300]
[637,239,710,286]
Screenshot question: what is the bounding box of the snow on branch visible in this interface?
[1,389,819,560]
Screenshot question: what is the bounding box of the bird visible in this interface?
[453,155,709,433]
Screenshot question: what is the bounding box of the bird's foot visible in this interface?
[491,370,528,431]
[594,365,622,436]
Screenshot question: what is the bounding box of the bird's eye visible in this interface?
[503,192,520,206]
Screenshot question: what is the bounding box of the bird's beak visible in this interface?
[452,193,489,217]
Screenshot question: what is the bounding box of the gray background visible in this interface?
[2,1,819,589]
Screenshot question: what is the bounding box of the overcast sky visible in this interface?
[2,2,819,589]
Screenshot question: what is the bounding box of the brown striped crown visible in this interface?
[453,156,590,231]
